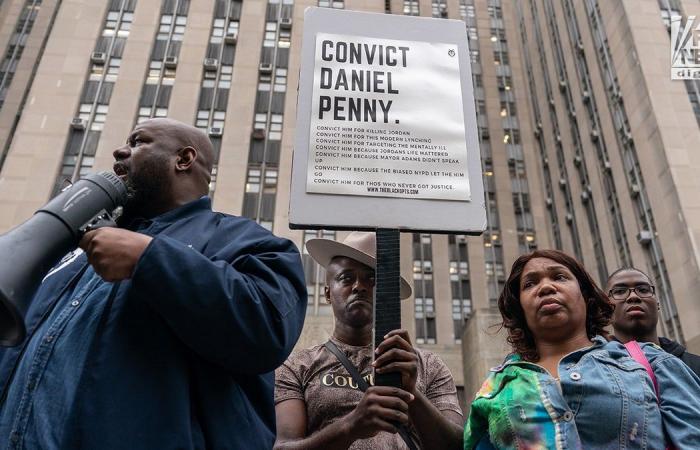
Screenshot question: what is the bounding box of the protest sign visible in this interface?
[308,33,470,202]
[290,8,485,234]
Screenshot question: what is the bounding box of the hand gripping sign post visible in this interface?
[290,8,486,388]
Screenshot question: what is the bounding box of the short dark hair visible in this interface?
[606,267,653,286]
[498,249,614,361]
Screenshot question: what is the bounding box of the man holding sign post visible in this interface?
[274,232,463,449]
[285,7,485,449]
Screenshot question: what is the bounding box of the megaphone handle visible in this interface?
[81,215,118,236]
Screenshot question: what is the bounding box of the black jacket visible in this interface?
[659,336,700,378]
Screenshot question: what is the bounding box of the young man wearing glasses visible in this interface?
[606,268,700,377]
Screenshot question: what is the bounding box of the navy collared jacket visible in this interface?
[0,197,307,449]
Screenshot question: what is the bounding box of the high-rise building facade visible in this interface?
[0,0,699,409]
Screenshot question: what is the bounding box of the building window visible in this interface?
[135,1,190,125]
[53,0,135,194]
[658,0,681,28]
[242,0,293,228]
[462,0,508,311]
[318,0,344,8]
[403,0,419,15]
[195,0,242,196]
[432,0,447,18]
[449,235,471,341]
[0,1,42,110]
[303,229,336,315]
[413,233,436,344]
[484,233,504,308]
[493,50,509,65]
[415,297,436,344]
[487,5,502,19]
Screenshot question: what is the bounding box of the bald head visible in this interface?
[114,118,217,219]
[137,118,214,195]
[148,118,213,172]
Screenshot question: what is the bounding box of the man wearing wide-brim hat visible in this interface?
[274,232,463,449]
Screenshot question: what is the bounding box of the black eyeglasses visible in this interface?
[608,284,655,301]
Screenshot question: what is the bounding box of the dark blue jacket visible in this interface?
[0,197,307,449]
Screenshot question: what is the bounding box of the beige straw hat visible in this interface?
[305,231,412,299]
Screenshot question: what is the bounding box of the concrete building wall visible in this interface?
[617,0,700,352]
[0,1,61,170]
[461,309,509,412]
[0,0,105,230]
[212,0,264,217]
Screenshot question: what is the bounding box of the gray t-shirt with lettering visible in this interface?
[274,336,462,449]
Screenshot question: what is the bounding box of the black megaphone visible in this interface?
[0,171,127,346]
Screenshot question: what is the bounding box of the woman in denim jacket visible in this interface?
[463,249,700,449]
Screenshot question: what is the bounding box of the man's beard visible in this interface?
[119,158,172,222]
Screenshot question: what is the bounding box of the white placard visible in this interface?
[289,8,486,233]
[306,33,470,201]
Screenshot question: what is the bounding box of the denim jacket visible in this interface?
[464,336,700,449]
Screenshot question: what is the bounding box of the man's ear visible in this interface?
[324,286,331,303]
[176,146,197,172]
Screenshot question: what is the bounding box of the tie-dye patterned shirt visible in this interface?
[463,336,700,449]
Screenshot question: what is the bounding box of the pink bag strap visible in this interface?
[624,340,659,396]
[624,341,675,450]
